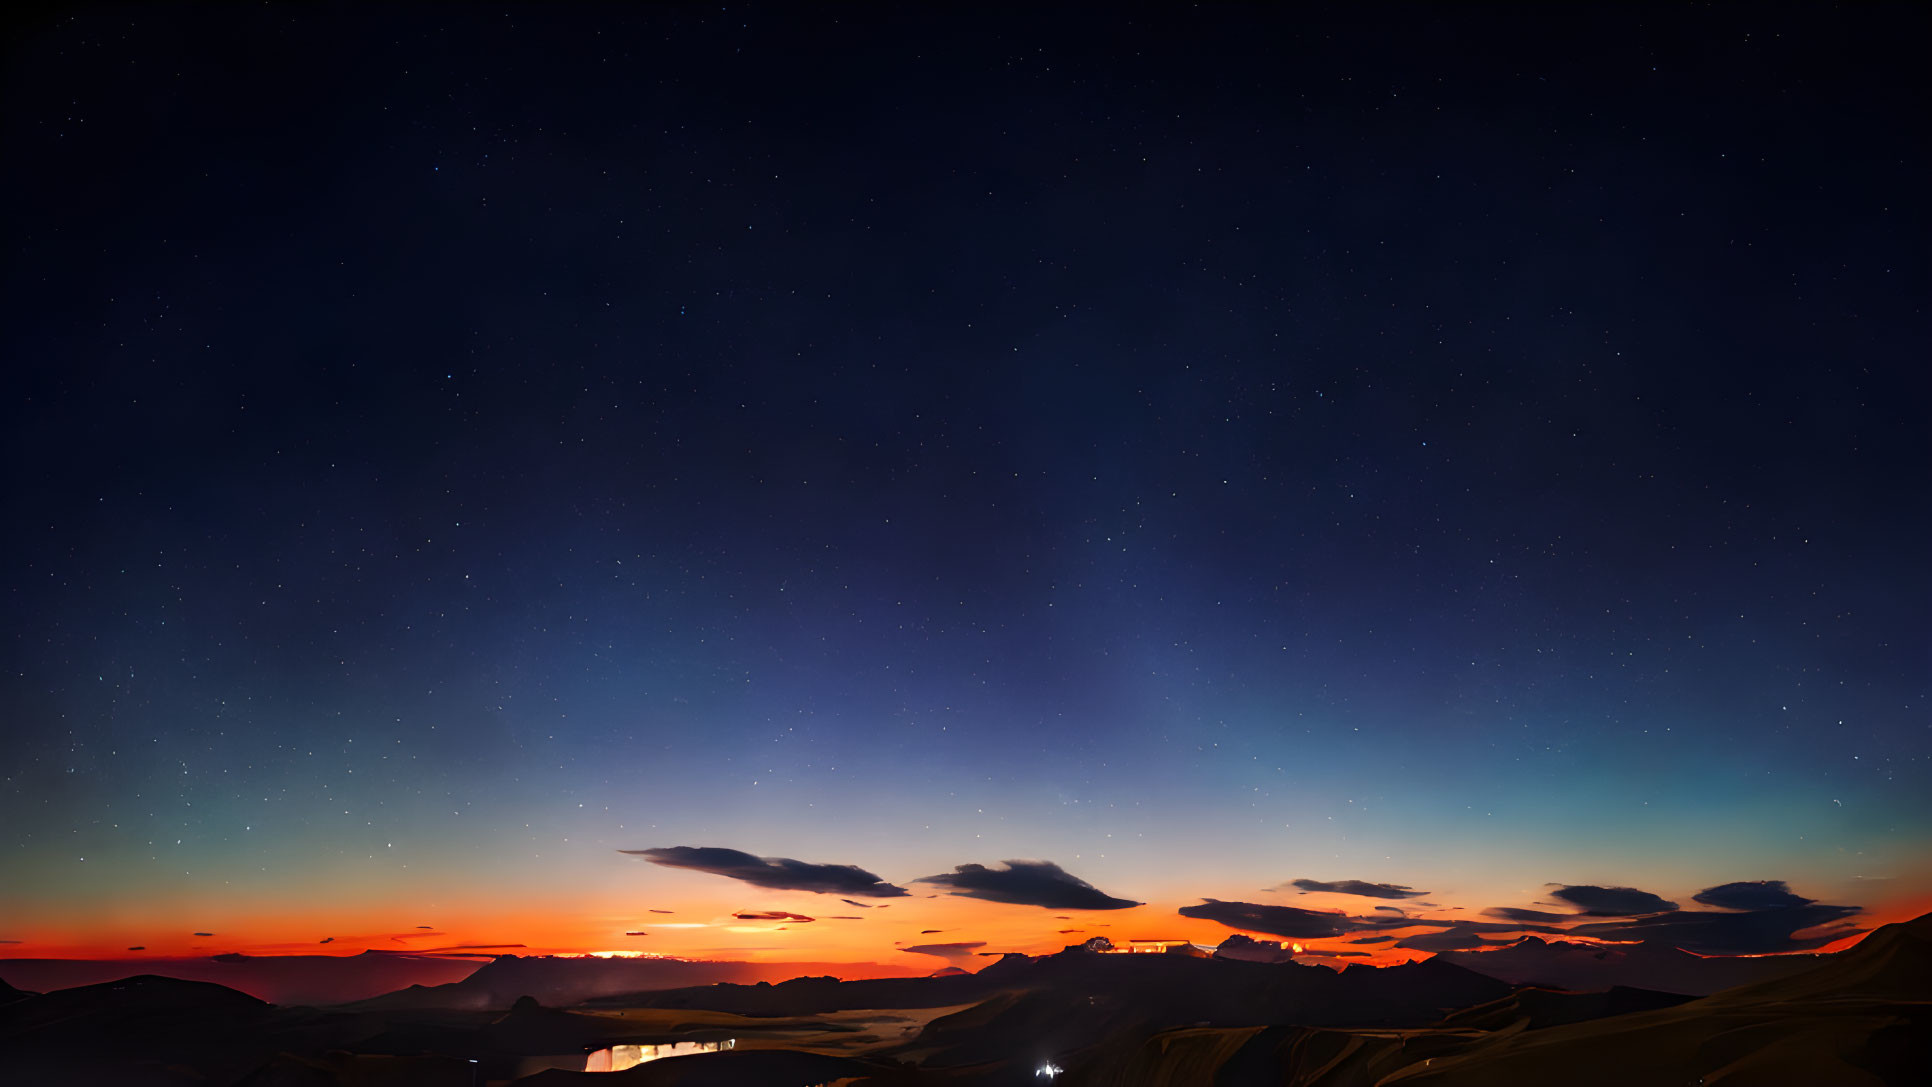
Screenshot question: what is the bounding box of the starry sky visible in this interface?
[3,5,1927,970]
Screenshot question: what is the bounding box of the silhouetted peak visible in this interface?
[976,951,1037,979]
[1048,940,1106,960]
[35,974,268,1016]
[1875,910,1932,945]
[510,994,541,1012]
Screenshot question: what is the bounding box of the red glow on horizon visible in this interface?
[9,885,1927,975]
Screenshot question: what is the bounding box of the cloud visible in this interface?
[824,916,864,920]
[917,860,1139,910]
[649,909,674,914]
[1483,907,1573,923]
[625,931,649,936]
[1291,879,1428,900]
[840,899,875,908]
[126,946,144,951]
[732,911,815,923]
[920,929,944,934]
[1373,906,1407,915]
[1567,902,1862,954]
[318,937,335,944]
[1336,915,1573,950]
[621,846,910,897]
[1347,935,1396,944]
[1179,900,1355,939]
[900,941,987,959]
[1402,917,1567,935]
[423,944,527,953]
[1691,880,1813,911]
[1550,885,1679,916]
[193,932,214,937]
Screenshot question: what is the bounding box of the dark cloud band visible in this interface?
[621,846,910,897]
[1483,907,1572,923]
[1291,878,1428,899]
[916,860,1139,910]
[901,941,987,958]
[1691,880,1813,911]
[1179,899,1355,939]
[1550,884,1679,916]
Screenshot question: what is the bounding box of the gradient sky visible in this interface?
[3,6,1927,971]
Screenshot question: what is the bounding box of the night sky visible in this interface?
[3,5,1926,968]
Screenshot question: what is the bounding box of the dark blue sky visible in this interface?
[2,4,1925,959]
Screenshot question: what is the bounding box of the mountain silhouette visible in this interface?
[0,975,34,1005]
[1379,911,1931,1085]
[0,975,286,1085]
[1435,933,1822,995]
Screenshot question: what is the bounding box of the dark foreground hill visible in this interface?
[0,974,298,1085]
[1431,983,1693,1032]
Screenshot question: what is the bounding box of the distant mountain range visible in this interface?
[347,952,922,1011]
[1435,933,1823,995]
[0,950,479,1006]
[2,914,1924,1085]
